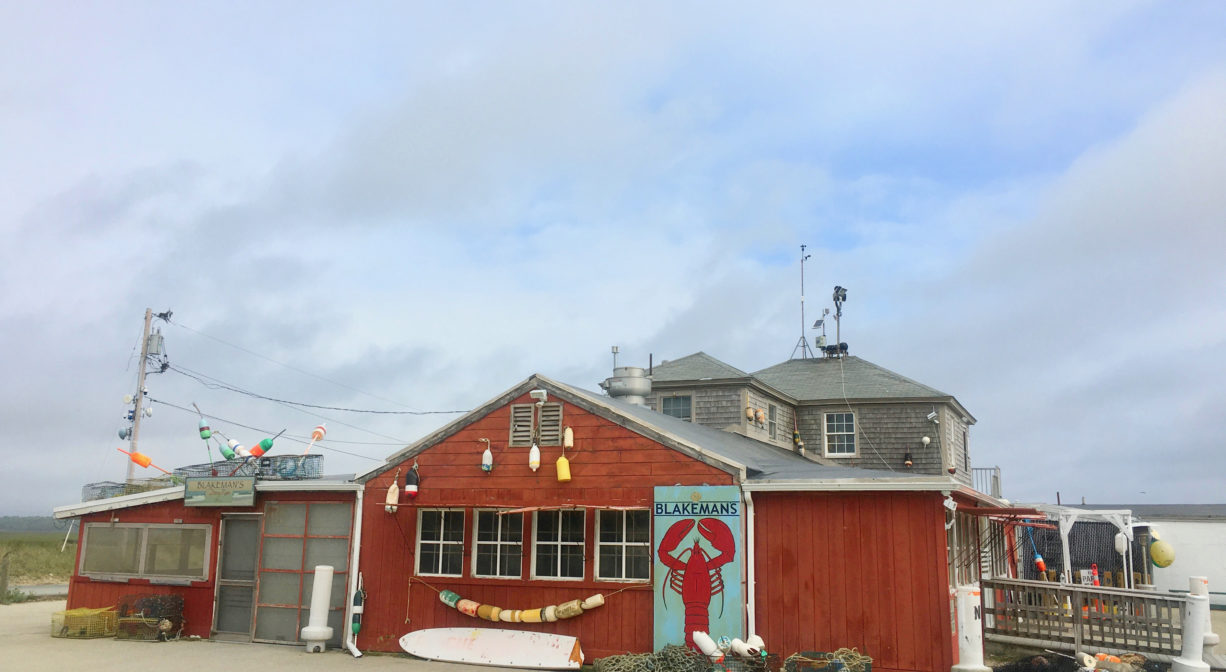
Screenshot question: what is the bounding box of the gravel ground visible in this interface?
[1,600,526,672]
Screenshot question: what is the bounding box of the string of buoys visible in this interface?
[437,589,605,623]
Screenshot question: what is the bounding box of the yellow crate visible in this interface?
[51,607,118,639]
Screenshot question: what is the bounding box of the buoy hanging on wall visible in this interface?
[385,468,401,513]
[404,463,420,498]
[529,444,541,471]
[480,438,493,473]
[556,455,571,482]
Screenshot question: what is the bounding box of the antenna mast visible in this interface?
[791,245,816,359]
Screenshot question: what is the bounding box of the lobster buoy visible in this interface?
[1035,554,1047,573]
[529,444,541,472]
[556,455,571,483]
[1150,539,1175,568]
[543,605,558,622]
[581,594,604,610]
[250,437,274,458]
[482,446,494,473]
[219,439,238,460]
[198,418,212,440]
[520,608,543,623]
[404,466,420,498]
[477,605,499,621]
[351,577,364,635]
[456,599,480,617]
[693,631,722,661]
[312,424,327,441]
[438,590,461,608]
[234,442,252,458]
[385,468,401,513]
[729,638,754,658]
[745,634,766,656]
[556,600,583,619]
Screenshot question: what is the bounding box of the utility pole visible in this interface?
[127,308,153,484]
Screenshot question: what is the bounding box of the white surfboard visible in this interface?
[399,627,584,670]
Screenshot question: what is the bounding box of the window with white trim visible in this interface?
[596,510,651,581]
[768,404,778,439]
[661,396,692,422]
[824,411,856,456]
[80,523,211,581]
[474,510,523,578]
[417,509,464,576]
[533,510,584,579]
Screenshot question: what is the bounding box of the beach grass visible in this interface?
[0,531,77,584]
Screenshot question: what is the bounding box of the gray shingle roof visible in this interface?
[752,356,951,401]
[650,352,748,382]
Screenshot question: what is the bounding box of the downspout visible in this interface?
[743,490,757,638]
[344,487,365,658]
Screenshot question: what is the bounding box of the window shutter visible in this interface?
[509,404,535,447]
[538,402,563,446]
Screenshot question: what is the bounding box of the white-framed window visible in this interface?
[768,404,778,439]
[416,509,464,576]
[596,510,651,581]
[474,510,524,579]
[661,396,692,422]
[80,523,211,582]
[824,411,856,456]
[533,510,585,579]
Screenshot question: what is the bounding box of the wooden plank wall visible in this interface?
[66,490,354,638]
[356,393,736,658]
[752,491,953,672]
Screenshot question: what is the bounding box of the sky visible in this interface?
[2,2,1224,516]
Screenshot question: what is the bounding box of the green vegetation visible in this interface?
[0,516,63,532]
[1,531,78,585]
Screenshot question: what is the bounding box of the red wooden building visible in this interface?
[353,374,993,671]
[54,477,361,648]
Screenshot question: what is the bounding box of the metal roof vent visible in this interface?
[599,347,652,406]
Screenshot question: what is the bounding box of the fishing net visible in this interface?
[115,593,185,641]
[784,648,873,672]
[51,607,118,638]
[594,645,778,672]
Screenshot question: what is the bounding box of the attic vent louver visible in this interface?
[509,404,535,447]
[537,403,563,446]
[509,402,564,447]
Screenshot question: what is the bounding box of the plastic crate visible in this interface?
[51,607,118,638]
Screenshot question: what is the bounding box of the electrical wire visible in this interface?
[166,318,433,412]
[167,363,467,415]
[838,356,894,472]
[149,397,386,461]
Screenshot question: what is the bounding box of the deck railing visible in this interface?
[972,466,1002,498]
[982,578,1188,658]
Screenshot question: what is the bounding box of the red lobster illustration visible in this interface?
[658,517,736,650]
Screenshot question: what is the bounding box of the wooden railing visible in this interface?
[982,578,1188,657]
[972,466,1001,498]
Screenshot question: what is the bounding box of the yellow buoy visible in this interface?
[1150,539,1175,568]
[556,455,571,483]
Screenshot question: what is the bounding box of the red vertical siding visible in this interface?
[356,396,735,659]
[752,491,953,672]
[65,490,354,639]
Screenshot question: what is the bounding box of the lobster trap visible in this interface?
[50,607,118,639]
[115,593,185,641]
[172,454,323,481]
[81,478,178,502]
[784,650,873,672]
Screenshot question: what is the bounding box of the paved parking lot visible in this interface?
[1,600,523,672]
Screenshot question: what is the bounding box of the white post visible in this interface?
[1171,592,1210,672]
[951,583,991,672]
[1190,576,1220,653]
[301,565,335,653]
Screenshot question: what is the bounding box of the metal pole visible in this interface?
[128,308,153,484]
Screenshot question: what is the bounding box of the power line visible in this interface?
[167,363,467,415]
[166,318,431,412]
[149,397,387,461]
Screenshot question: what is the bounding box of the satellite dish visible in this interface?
[123,394,133,404]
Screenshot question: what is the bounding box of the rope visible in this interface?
[783,648,872,672]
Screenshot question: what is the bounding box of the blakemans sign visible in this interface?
[184,476,256,507]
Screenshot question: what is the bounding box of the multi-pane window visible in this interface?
[661,396,692,421]
[597,510,651,581]
[534,510,585,579]
[417,509,464,576]
[474,510,523,578]
[824,412,856,456]
[768,404,777,439]
[80,523,210,581]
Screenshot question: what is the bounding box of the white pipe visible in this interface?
[344,488,364,658]
[1190,576,1220,652]
[744,490,756,638]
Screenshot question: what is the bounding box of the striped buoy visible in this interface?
[404,466,420,498]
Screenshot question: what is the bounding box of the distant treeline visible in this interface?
[0,516,63,532]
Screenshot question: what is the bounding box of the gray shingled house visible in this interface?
[642,351,978,487]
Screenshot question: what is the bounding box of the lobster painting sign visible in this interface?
[652,485,743,651]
